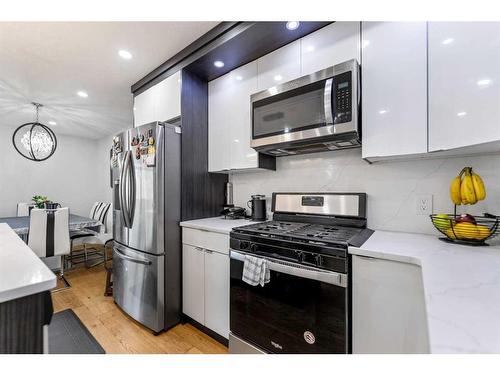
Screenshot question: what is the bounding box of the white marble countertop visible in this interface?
[0,223,57,303]
[349,230,500,353]
[180,217,254,234]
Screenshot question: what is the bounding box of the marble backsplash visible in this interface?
[229,149,500,237]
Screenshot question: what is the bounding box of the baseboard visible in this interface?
[182,314,229,347]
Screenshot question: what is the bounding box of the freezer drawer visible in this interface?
[113,244,165,333]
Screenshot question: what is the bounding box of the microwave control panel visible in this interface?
[333,71,352,124]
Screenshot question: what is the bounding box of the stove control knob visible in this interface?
[315,255,323,267]
[295,251,304,262]
[250,243,258,253]
[240,241,249,250]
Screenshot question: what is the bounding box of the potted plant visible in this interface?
[32,195,49,209]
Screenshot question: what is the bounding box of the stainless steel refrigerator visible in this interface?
[110,121,181,333]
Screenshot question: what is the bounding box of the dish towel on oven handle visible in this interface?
[242,254,270,287]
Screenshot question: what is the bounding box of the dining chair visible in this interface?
[70,202,113,268]
[27,207,71,285]
[17,202,32,216]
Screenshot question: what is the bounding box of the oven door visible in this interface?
[230,250,348,354]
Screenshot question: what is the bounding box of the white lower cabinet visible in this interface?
[182,230,230,339]
[182,244,205,324]
[352,254,430,354]
[204,250,230,338]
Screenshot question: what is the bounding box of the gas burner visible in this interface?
[240,220,308,235]
[234,221,365,246]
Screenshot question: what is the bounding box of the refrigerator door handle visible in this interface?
[128,150,136,228]
[115,247,152,265]
[120,151,131,228]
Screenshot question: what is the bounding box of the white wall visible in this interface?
[0,125,112,217]
[230,149,500,238]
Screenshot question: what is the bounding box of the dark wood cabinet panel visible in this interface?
[180,69,228,221]
[0,291,52,354]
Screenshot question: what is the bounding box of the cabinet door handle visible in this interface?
[355,254,379,261]
[194,247,204,252]
[205,249,213,254]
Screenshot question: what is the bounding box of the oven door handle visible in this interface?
[230,250,347,288]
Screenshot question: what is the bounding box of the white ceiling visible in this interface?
[0,22,219,139]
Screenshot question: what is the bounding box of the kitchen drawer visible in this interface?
[182,227,229,255]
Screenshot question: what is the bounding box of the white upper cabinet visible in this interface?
[133,71,181,127]
[155,71,181,122]
[134,85,157,127]
[257,40,301,91]
[209,60,261,172]
[229,63,259,170]
[208,71,233,172]
[361,22,428,159]
[301,22,361,75]
[428,22,500,152]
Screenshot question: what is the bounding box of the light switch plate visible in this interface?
[416,194,433,215]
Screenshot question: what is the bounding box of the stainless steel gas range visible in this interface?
[228,192,373,354]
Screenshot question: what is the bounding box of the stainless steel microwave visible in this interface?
[250,59,360,156]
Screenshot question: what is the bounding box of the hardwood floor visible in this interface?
[51,264,228,354]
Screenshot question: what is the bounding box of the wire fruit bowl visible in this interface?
[430,213,500,246]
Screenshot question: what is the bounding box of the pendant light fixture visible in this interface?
[12,102,57,161]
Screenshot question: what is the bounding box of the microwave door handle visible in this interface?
[324,78,334,125]
[230,250,346,288]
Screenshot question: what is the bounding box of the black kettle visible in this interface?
[247,195,267,221]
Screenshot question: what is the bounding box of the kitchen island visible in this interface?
[0,223,56,353]
[349,230,500,354]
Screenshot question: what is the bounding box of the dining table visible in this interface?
[0,214,102,241]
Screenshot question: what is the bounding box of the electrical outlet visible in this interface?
[416,194,433,215]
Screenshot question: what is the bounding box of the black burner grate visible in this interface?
[235,221,363,245]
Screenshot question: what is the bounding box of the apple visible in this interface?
[455,214,477,225]
[434,214,452,231]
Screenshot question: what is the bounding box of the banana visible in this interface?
[462,168,477,205]
[471,170,486,201]
[450,167,467,205]
[450,175,462,205]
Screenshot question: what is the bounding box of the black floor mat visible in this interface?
[49,309,105,354]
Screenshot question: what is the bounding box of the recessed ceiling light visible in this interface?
[286,21,300,30]
[274,75,283,82]
[214,60,224,68]
[235,75,243,81]
[477,79,492,87]
[457,111,467,117]
[77,90,88,98]
[118,49,133,60]
[48,121,57,126]
[442,38,454,45]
